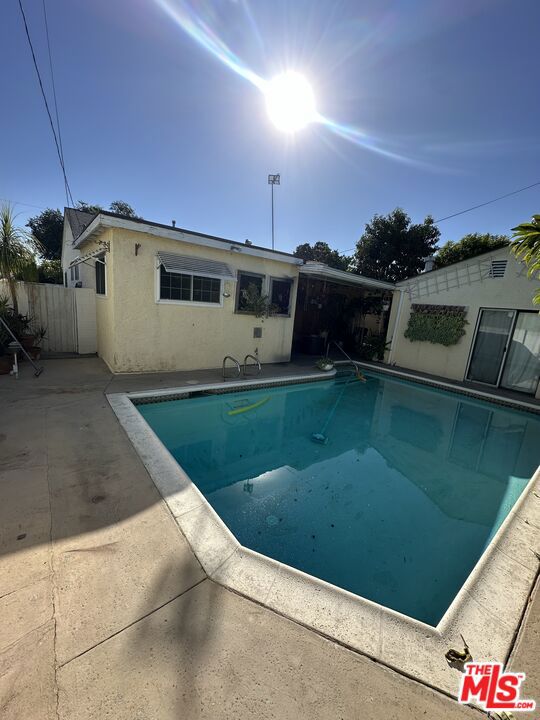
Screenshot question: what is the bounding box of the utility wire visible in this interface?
[337,179,540,254]
[18,0,74,207]
[433,180,540,223]
[42,0,67,200]
[0,197,48,211]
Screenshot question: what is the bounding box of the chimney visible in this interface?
[171,220,176,227]
[422,256,435,272]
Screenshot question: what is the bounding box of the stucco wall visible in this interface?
[386,249,538,390]
[86,228,299,373]
[61,219,95,289]
[74,231,116,367]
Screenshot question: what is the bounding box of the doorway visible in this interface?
[467,309,540,395]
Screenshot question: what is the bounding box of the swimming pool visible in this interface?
[136,372,540,626]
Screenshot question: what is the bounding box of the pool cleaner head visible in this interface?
[311,432,328,445]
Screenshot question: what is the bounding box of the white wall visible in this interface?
[385,248,539,396]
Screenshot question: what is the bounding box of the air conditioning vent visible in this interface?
[488,259,507,278]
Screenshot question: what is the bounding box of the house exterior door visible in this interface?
[467,308,540,395]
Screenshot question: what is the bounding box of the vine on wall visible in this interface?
[404,304,468,346]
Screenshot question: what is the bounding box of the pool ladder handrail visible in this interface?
[243,353,261,376]
[222,355,241,379]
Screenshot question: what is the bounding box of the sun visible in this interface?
[264,72,316,133]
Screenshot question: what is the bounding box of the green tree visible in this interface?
[434,233,509,269]
[27,201,140,264]
[75,201,104,214]
[76,200,139,218]
[293,241,350,271]
[38,259,63,284]
[0,205,41,313]
[351,208,440,283]
[511,214,540,305]
[27,208,63,261]
[109,200,139,218]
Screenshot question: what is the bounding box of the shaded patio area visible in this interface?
[1,357,538,719]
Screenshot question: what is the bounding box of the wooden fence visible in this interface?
[0,280,96,353]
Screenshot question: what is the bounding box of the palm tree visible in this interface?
[511,215,540,305]
[0,204,40,314]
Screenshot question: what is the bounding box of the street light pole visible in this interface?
[268,173,280,250]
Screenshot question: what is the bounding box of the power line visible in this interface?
[433,180,540,223]
[0,197,48,211]
[337,178,540,254]
[18,0,74,206]
[42,0,67,200]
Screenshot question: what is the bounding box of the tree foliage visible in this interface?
[293,241,350,271]
[434,233,509,269]
[351,208,440,283]
[75,201,104,214]
[511,214,540,305]
[38,259,63,284]
[26,200,139,264]
[0,205,42,313]
[109,200,139,217]
[27,208,63,261]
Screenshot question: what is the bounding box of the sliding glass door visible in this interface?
[467,310,514,385]
[501,312,540,394]
[467,309,540,395]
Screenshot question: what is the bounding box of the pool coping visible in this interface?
[107,370,540,700]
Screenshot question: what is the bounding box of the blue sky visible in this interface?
[2,0,539,255]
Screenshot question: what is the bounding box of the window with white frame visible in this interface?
[270,277,293,315]
[159,265,221,303]
[70,264,80,282]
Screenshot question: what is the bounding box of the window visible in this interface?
[70,264,80,282]
[159,265,221,303]
[95,257,106,295]
[236,272,264,312]
[270,277,293,315]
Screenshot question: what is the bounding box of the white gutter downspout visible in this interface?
[387,287,406,366]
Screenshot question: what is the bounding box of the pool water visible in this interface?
[138,373,540,625]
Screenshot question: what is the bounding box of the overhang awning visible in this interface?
[157,251,236,280]
[299,262,395,291]
[69,245,108,267]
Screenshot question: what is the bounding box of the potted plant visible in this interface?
[240,283,279,320]
[315,356,334,372]
[17,314,36,351]
[29,325,46,360]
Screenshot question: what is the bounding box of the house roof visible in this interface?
[299,261,395,291]
[65,207,97,240]
[66,207,303,266]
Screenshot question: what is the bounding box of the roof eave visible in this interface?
[75,214,303,266]
[299,263,395,291]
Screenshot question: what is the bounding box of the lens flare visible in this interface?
[265,72,316,132]
[154,0,425,165]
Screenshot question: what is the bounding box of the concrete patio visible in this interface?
[1,357,538,719]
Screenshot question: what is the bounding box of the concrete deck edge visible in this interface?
[353,361,540,414]
[107,373,540,699]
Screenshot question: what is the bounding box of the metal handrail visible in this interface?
[243,353,261,376]
[222,355,241,380]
